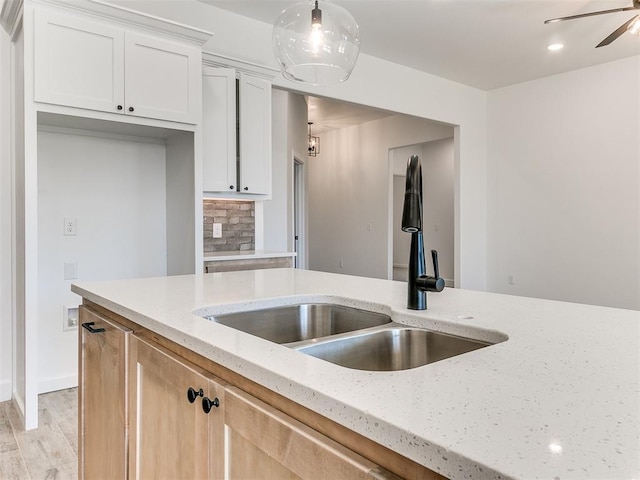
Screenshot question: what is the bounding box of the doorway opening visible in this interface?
[293,158,306,269]
[389,139,455,286]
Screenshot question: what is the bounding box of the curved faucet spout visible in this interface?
[401,155,423,233]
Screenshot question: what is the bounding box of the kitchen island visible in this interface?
[72,268,639,480]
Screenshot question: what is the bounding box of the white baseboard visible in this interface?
[38,374,78,394]
[0,379,11,402]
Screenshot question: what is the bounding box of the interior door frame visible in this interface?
[293,157,306,269]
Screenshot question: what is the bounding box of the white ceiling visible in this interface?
[306,96,395,133]
[203,0,640,90]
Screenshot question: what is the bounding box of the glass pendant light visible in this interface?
[273,0,360,85]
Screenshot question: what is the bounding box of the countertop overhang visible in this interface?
[71,268,640,480]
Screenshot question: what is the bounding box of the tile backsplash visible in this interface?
[203,200,255,253]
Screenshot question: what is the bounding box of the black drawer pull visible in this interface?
[82,322,105,333]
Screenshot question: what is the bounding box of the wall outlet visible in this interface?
[63,305,79,331]
[507,274,515,285]
[63,218,77,236]
[213,223,222,238]
[367,223,372,232]
[338,259,344,268]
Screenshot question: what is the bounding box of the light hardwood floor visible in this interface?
[0,388,78,479]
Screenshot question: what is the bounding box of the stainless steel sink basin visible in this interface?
[207,303,392,344]
[294,327,492,371]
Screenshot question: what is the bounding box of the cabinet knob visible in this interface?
[116,105,123,111]
[202,396,220,413]
[243,187,248,191]
[187,387,204,404]
[128,106,135,112]
[229,185,234,190]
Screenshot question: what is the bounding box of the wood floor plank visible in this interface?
[13,411,76,477]
[30,460,78,480]
[39,389,77,427]
[0,449,30,479]
[0,389,79,480]
[0,404,19,454]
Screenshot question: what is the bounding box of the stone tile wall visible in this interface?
[203,200,255,252]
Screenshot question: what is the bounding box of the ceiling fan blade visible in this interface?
[545,6,637,24]
[596,15,639,47]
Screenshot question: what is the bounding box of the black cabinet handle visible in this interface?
[229,185,234,190]
[128,106,134,112]
[81,322,105,333]
[116,105,123,111]
[187,387,204,404]
[202,396,220,413]
[243,187,248,191]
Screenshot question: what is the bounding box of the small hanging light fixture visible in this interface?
[273,0,360,85]
[308,122,320,156]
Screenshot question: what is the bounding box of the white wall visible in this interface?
[264,90,309,255]
[264,89,289,252]
[0,25,11,401]
[36,131,168,392]
[287,92,310,263]
[392,138,455,283]
[308,115,453,279]
[487,56,640,310]
[392,175,409,268]
[111,0,489,291]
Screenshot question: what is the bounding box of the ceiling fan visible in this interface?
[545,0,640,47]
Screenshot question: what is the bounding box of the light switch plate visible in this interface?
[213,223,222,238]
[64,263,78,280]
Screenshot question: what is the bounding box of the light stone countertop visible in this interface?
[71,268,640,480]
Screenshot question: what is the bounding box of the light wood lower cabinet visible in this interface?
[128,336,397,480]
[79,304,444,479]
[128,336,225,479]
[224,387,401,480]
[78,306,131,480]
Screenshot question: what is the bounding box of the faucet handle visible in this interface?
[431,250,440,280]
[416,250,445,292]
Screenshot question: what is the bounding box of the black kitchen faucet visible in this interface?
[401,155,445,310]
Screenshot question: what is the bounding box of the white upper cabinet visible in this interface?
[202,68,272,197]
[34,11,125,114]
[124,32,200,123]
[34,9,201,124]
[202,67,237,192]
[239,73,271,195]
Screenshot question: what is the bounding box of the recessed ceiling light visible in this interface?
[547,43,564,51]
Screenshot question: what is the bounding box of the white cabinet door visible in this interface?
[239,73,272,195]
[124,32,200,124]
[34,10,125,114]
[202,67,237,192]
